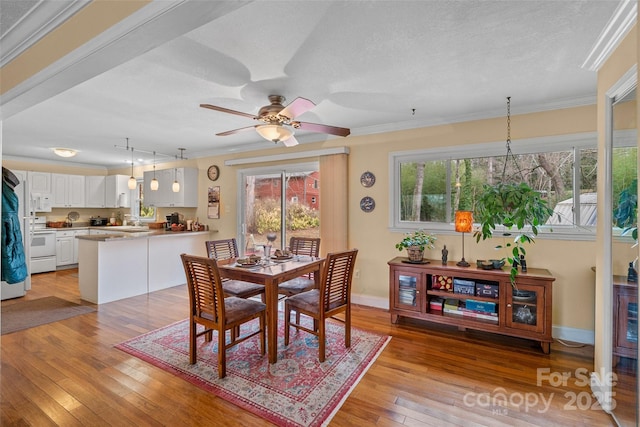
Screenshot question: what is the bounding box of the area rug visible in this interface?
[116,315,390,427]
[1,296,96,335]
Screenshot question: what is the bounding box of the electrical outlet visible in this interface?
[354,269,360,279]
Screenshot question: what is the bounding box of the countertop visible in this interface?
[76,229,215,242]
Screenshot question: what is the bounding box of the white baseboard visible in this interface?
[552,325,594,345]
[352,293,388,309]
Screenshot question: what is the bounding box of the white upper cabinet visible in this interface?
[144,167,197,207]
[51,173,85,208]
[105,175,132,208]
[85,176,106,208]
[28,171,52,194]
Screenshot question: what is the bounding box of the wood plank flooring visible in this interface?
[1,269,617,426]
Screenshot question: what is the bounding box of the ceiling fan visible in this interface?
[200,95,350,147]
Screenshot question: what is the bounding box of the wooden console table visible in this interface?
[613,275,638,361]
[389,257,556,353]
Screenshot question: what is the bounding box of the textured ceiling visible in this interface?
[0,0,625,169]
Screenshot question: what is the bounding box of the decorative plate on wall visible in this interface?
[360,196,375,213]
[360,171,376,188]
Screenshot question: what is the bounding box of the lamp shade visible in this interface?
[128,176,137,190]
[256,124,293,142]
[150,178,159,191]
[455,210,473,233]
[172,180,180,192]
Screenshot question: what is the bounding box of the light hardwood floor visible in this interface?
[1,269,617,426]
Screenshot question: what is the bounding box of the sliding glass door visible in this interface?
[238,162,320,255]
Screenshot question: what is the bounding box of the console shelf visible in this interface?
[388,257,556,353]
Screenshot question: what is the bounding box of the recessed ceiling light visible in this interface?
[53,148,77,158]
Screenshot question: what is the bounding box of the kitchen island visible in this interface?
[77,229,212,304]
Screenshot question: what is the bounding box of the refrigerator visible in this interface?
[1,169,31,300]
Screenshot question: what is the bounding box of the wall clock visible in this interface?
[360,171,376,188]
[207,165,220,181]
[360,196,375,213]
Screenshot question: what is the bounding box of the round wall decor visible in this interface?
[207,164,220,181]
[360,196,375,212]
[360,171,376,187]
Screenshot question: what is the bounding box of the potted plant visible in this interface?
[395,230,437,262]
[613,178,637,243]
[473,182,554,285]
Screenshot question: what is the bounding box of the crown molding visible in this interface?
[581,0,637,72]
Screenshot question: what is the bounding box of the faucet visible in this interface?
[124,214,141,226]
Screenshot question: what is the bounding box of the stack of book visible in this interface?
[442,298,498,323]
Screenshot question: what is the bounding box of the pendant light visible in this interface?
[150,151,159,191]
[172,148,186,192]
[127,140,136,190]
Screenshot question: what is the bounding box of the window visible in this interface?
[390,131,637,240]
[135,180,156,222]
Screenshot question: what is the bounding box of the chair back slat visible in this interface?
[289,237,321,257]
[320,249,358,312]
[181,254,224,321]
[206,238,240,261]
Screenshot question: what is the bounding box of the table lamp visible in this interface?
[455,210,473,267]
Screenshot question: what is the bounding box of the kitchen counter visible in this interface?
[77,228,215,304]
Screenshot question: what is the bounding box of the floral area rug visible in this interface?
[115,313,390,427]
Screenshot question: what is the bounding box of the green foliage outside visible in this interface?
[249,198,319,234]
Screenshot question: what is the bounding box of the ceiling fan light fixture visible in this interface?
[53,148,77,158]
[256,124,293,143]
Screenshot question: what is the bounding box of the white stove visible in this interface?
[31,217,56,273]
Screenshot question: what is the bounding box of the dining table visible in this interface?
[218,255,324,363]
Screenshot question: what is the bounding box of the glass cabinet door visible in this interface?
[393,271,422,312]
[506,284,545,333]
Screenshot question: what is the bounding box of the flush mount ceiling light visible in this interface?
[53,148,77,158]
[256,124,293,143]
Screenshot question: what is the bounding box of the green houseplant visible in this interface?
[395,230,437,262]
[473,182,554,285]
[613,178,638,244]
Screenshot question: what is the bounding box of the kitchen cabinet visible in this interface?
[28,171,52,194]
[388,257,556,353]
[51,173,85,208]
[105,175,132,208]
[143,167,197,207]
[57,229,89,266]
[85,176,106,207]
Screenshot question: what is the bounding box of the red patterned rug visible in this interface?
[115,314,390,427]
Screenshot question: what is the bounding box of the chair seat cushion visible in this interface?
[222,280,264,298]
[286,289,320,314]
[224,297,266,324]
[278,277,315,295]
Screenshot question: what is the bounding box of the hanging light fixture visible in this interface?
[172,153,180,192]
[127,140,136,190]
[256,124,293,143]
[53,147,77,158]
[150,151,159,191]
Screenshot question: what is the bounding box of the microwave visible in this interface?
[31,193,52,212]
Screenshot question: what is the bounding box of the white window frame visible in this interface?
[389,131,637,241]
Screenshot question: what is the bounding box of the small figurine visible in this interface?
[628,261,637,283]
[520,255,527,273]
[442,245,448,265]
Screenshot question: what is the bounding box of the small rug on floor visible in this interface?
[1,296,96,335]
[116,315,390,427]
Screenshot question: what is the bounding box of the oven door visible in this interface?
[31,230,56,258]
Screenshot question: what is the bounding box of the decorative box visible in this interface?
[465,299,497,314]
[432,275,453,291]
[453,278,475,295]
[475,282,499,298]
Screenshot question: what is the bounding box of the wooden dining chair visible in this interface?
[205,239,265,299]
[284,248,358,362]
[181,254,266,378]
[278,237,321,298]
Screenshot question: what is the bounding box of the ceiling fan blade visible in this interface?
[216,125,257,136]
[281,134,299,147]
[295,121,351,137]
[277,97,315,120]
[200,103,256,119]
